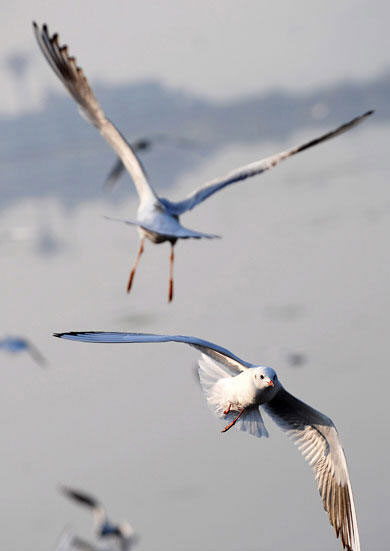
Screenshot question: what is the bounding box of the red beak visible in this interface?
[268,380,274,387]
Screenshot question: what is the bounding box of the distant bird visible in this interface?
[0,335,47,367]
[60,485,136,551]
[105,135,199,190]
[55,331,361,551]
[33,22,373,302]
[287,351,307,368]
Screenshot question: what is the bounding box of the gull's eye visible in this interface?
[260,374,264,379]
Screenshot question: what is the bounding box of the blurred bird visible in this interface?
[105,135,199,190]
[60,485,136,551]
[55,331,361,551]
[33,22,373,302]
[0,335,47,367]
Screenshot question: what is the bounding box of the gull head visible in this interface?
[252,367,280,399]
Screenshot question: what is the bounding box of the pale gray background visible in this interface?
[0,1,389,550]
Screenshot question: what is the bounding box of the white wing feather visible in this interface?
[263,387,360,551]
[169,111,373,214]
[53,332,253,371]
[33,22,159,207]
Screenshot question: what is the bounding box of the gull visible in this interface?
[55,331,361,551]
[33,22,373,302]
[104,136,155,190]
[0,335,47,367]
[105,135,199,190]
[60,485,136,551]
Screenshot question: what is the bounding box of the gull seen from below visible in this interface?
[33,22,373,302]
[55,331,361,551]
[60,485,136,551]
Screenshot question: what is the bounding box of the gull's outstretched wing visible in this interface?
[53,332,253,372]
[33,22,159,206]
[104,215,219,240]
[168,111,373,215]
[263,387,360,551]
[60,485,101,510]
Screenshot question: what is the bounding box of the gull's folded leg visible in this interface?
[127,237,145,293]
[223,404,231,415]
[168,244,175,302]
[221,408,245,433]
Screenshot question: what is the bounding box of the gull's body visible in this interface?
[55,331,361,551]
[33,22,373,301]
[0,335,47,367]
[60,486,135,551]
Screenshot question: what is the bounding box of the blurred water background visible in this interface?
[0,1,389,550]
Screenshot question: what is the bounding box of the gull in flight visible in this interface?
[104,136,159,190]
[55,331,361,551]
[0,335,47,367]
[60,485,136,551]
[105,135,199,190]
[33,22,373,302]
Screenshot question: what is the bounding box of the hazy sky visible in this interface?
[1,0,390,114]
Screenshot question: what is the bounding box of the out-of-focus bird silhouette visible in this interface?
[105,134,200,190]
[0,335,47,367]
[60,485,136,551]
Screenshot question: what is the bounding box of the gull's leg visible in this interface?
[168,244,175,302]
[221,408,245,433]
[223,404,231,415]
[127,237,145,293]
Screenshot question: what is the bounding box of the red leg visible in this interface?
[168,244,175,302]
[223,404,231,415]
[221,408,245,433]
[127,238,145,293]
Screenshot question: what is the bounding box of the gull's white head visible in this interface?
[252,366,280,398]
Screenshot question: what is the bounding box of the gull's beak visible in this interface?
[267,378,274,387]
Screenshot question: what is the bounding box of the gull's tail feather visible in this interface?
[104,216,220,240]
[235,407,269,438]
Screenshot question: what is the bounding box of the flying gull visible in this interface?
[60,485,136,551]
[33,22,373,301]
[55,331,361,551]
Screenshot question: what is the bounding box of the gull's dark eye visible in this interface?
[260,375,264,379]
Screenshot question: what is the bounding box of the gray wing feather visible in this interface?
[53,332,253,372]
[60,485,100,510]
[33,22,158,206]
[263,388,360,551]
[169,111,373,214]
